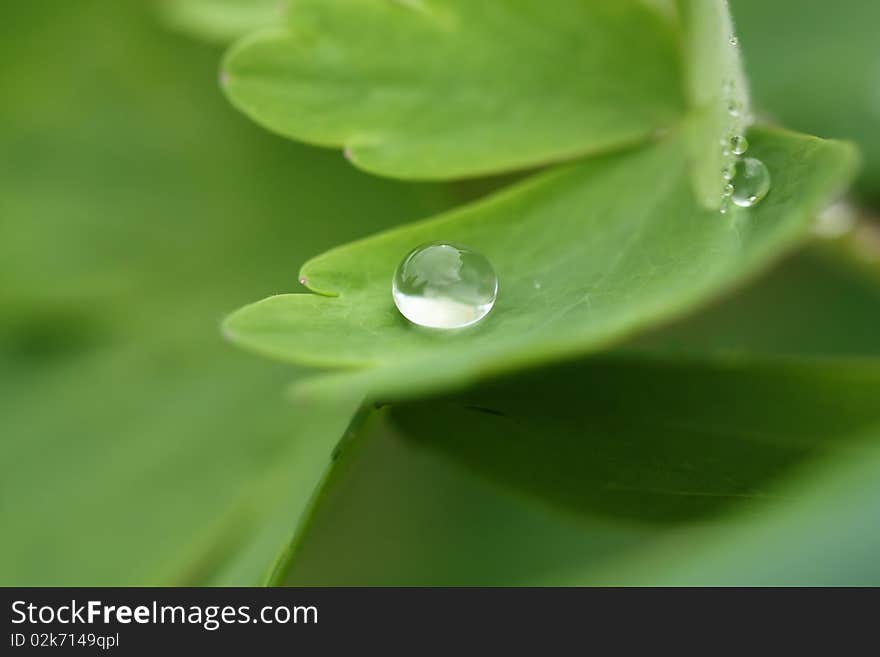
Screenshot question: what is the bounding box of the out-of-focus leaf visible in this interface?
[225,128,856,402]
[278,356,880,585]
[157,0,281,43]
[596,440,880,585]
[677,0,750,208]
[732,0,880,201]
[0,0,453,585]
[222,0,684,179]
[630,249,880,357]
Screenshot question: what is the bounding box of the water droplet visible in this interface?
[723,182,734,196]
[729,36,739,46]
[392,242,497,329]
[731,157,771,208]
[730,135,749,155]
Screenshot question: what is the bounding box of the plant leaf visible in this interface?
[599,439,880,585]
[677,0,751,209]
[0,0,452,585]
[224,127,857,401]
[732,0,880,201]
[630,248,880,357]
[276,356,880,585]
[158,0,282,43]
[221,0,684,179]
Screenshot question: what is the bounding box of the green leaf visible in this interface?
[630,249,880,357]
[0,0,453,585]
[732,0,880,201]
[602,441,880,585]
[276,356,880,585]
[677,0,751,209]
[158,0,282,43]
[224,127,857,401]
[221,0,684,179]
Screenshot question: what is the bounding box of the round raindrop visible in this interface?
[731,157,771,208]
[392,242,497,329]
[730,135,749,156]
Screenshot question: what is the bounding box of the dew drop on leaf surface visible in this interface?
[392,243,498,330]
[730,135,749,155]
[731,157,772,208]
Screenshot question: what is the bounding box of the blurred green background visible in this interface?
[0,0,458,585]
[1,1,878,585]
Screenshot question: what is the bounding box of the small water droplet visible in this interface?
[731,157,771,208]
[392,242,497,329]
[723,182,734,197]
[730,135,749,155]
[729,36,739,46]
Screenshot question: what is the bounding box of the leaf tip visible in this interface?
[219,315,238,343]
[297,262,340,298]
